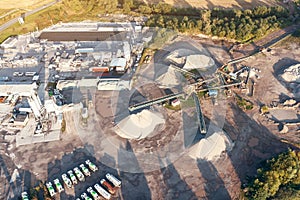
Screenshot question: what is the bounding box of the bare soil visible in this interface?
[144,0,283,9]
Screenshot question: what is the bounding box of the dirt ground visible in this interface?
[1,34,300,200]
[0,0,53,10]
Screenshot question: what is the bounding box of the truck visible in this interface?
[85,159,98,172]
[100,179,116,194]
[89,67,109,73]
[46,182,56,197]
[62,173,72,188]
[105,173,121,187]
[94,184,111,200]
[21,192,29,200]
[67,170,78,185]
[74,167,85,182]
[87,187,100,200]
[54,178,64,193]
[79,164,91,176]
[81,192,93,200]
[25,72,37,77]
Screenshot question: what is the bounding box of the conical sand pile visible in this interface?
[189,131,233,161]
[115,110,165,139]
[183,54,215,70]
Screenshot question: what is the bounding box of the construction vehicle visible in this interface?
[87,187,100,200]
[81,192,93,200]
[21,192,29,200]
[80,164,91,176]
[62,173,72,188]
[74,167,85,182]
[85,160,98,172]
[46,182,56,197]
[67,170,78,185]
[54,178,64,193]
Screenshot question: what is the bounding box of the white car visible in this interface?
[21,192,29,200]
[74,167,85,182]
[81,192,93,200]
[87,186,100,200]
[62,173,72,188]
[79,164,91,176]
[54,178,64,193]
[85,160,98,172]
[67,170,78,185]
[46,182,56,197]
[94,184,111,200]
[106,173,121,187]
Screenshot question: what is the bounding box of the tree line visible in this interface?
[244,149,300,200]
[141,3,292,42]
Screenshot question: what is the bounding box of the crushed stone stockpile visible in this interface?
[183,54,215,70]
[281,63,300,98]
[189,131,234,161]
[114,110,165,139]
[281,63,300,83]
[156,67,183,88]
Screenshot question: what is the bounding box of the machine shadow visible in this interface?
[197,159,231,200]
[118,141,152,200]
[159,157,198,200]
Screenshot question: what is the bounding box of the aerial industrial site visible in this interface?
[0,1,300,200]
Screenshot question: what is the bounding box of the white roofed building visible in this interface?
[97,79,130,91]
[110,58,127,72]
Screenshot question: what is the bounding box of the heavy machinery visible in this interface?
[127,64,245,135]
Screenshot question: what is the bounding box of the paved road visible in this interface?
[0,0,61,32]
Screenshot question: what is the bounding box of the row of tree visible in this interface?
[245,150,300,200]
[143,4,291,42]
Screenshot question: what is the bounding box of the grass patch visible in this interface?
[235,94,254,110]
[180,96,195,108]
[164,104,181,111]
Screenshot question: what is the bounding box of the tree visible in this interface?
[138,5,152,14]
[245,150,300,200]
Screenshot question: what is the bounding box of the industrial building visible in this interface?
[39,22,134,41]
[0,83,43,121]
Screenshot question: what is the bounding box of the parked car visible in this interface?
[67,170,78,185]
[85,159,98,172]
[74,167,85,182]
[80,164,91,176]
[94,184,111,200]
[46,182,56,197]
[54,178,64,193]
[87,186,100,200]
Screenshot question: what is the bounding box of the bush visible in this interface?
[61,118,66,133]
[260,105,269,114]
